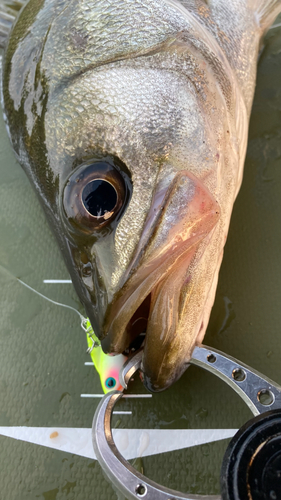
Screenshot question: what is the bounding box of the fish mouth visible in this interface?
[100,170,220,392]
[102,245,198,392]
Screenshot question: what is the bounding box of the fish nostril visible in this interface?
[82,263,92,277]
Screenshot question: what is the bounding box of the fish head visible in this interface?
[48,62,220,391]
[3,0,224,391]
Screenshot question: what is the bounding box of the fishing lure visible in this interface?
[85,319,127,394]
[17,277,126,394]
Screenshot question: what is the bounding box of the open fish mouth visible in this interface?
[122,293,151,354]
[100,170,220,391]
[102,248,197,392]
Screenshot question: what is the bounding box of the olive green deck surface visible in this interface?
[0,20,281,500]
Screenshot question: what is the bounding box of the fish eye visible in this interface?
[105,377,116,389]
[82,179,118,218]
[63,156,130,234]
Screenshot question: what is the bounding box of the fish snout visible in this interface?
[100,171,220,391]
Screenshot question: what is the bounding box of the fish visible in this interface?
[1,0,281,392]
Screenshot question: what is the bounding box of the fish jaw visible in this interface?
[100,171,220,391]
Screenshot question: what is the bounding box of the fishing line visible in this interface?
[0,263,100,353]
[15,278,102,354]
[269,22,281,29]
[0,263,87,330]
[17,278,85,322]
[16,278,94,336]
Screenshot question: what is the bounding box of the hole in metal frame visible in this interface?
[207,353,216,363]
[135,484,147,497]
[257,389,275,406]
[232,368,246,382]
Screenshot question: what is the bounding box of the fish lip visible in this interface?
[142,359,189,393]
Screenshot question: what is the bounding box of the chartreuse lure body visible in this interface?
[86,320,127,393]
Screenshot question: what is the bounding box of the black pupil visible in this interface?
[82,180,117,217]
[107,378,115,388]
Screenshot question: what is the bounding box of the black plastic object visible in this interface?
[221,409,281,500]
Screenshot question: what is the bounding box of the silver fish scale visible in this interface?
[41,0,188,85]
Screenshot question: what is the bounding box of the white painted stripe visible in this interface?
[0,427,238,460]
[43,279,72,283]
[84,362,94,366]
[123,394,152,399]
[113,411,132,415]
[80,394,152,399]
[81,394,103,398]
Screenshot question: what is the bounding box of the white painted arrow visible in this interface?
[0,427,237,460]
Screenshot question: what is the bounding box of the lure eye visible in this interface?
[105,377,116,389]
[63,156,130,234]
